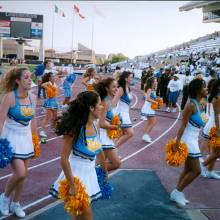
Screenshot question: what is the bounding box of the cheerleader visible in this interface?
[0,68,37,218]
[82,67,97,91]
[62,72,76,106]
[49,91,107,220]
[40,72,58,139]
[113,71,134,147]
[141,77,157,143]
[170,78,208,207]
[94,77,121,171]
[202,79,220,179]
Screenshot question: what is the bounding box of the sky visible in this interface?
[1,1,220,58]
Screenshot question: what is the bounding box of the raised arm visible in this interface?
[111,87,123,108]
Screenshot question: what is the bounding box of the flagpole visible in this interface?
[71,10,75,64]
[51,4,55,58]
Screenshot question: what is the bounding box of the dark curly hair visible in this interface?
[55,91,99,144]
[117,71,132,94]
[41,72,53,84]
[94,77,116,100]
[188,78,206,99]
[208,79,220,103]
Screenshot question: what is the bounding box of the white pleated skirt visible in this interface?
[50,154,101,202]
[141,101,155,117]
[1,118,34,160]
[100,127,115,149]
[181,123,201,158]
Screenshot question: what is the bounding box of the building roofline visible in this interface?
[179,1,219,12]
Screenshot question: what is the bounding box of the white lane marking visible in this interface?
[12,104,181,219]
[131,93,138,109]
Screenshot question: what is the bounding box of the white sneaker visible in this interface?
[199,159,207,177]
[10,202,25,218]
[0,193,10,216]
[171,108,177,113]
[141,116,147,120]
[180,192,190,204]
[40,130,47,138]
[166,107,171,112]
[142,134,152,143]
[170,189,186,207]
[206,171,220,180]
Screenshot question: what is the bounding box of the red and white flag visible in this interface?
[74,4,85,19]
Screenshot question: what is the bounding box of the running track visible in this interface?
[0,76,220,220]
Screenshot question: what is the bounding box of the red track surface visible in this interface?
[0,76,219,220]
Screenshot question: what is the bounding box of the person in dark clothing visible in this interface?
[160,66,171,106]
[156,68,163,96]
[181,70,191,110]
[207,69,217,94]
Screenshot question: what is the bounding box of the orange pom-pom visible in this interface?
[107,115,122,139]
[165,139,188,167]
[32,134,40,158]
[87,85,94,91]
[209,127,220,149]
[151,102,158,110]
[58,177,90,216]
[209,127,216,139]
[45,85,58,98]
[156,98,163,107]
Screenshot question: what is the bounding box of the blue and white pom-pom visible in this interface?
[0,138,13,168]
[95,166,113,200]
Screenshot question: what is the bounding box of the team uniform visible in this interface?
[181,99,206,158]
[141,90,156,118]
[116,88,132,128]
[100,96,116,150]
[1,90,35,160]
[63,73,76,98]
[44,83,59,110]
[50,123,103,202]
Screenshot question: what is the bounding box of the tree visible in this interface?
[108,53,128,64]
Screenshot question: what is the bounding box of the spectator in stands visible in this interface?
[160,65,171,106]
[167,74,181,113]
[181,70,191,110]
[207,69,216,94]
[155,68,163,96]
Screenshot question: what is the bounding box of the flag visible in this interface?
[74,4,80,14]
[79,13,85,19]
[93,6,105,18]
[73,4,85,19]
[55,5,65,17]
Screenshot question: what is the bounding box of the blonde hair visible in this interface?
[1,67,28,93]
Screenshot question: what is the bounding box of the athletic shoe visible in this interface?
[141,116,147,120]
[40,131,47,138]
[10,202,25,218]
[206,171,220,180]
[142,134,152,143]
[180,192,190,204]
[199,159,207,177]
[0,193,10,216]
[171,108,177,113]
[166,107,171,112]
[170,189,186,207]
